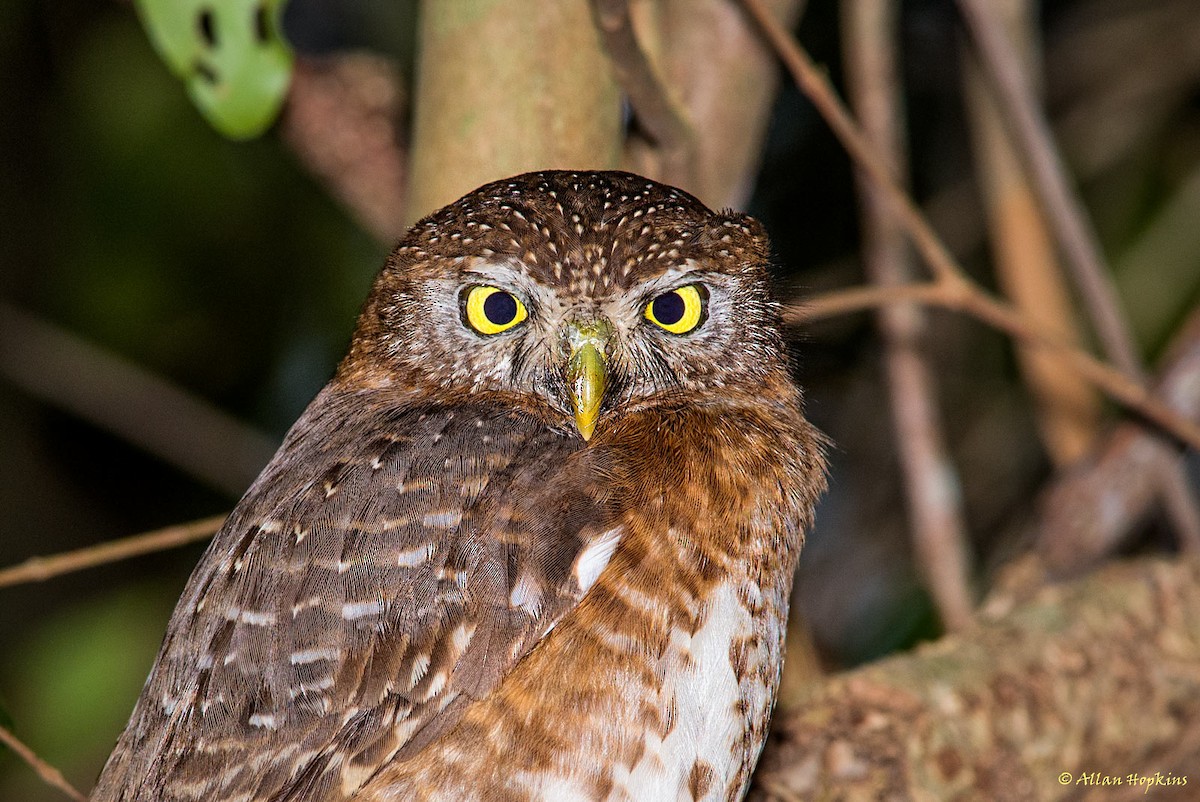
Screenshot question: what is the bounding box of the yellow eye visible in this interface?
[463,286,528,335]
[644,284,706,334]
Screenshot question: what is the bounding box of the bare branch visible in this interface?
[843,0,973,632]
[787,282,1200,453]
[739,0,964,288]
[751,556,1200,799]
[740,0,1200,452]
[956,0,1200,551]
[1038,308,1200,573]
[283,54,409,245]
[955,0,1136,375]
[590,0,695,188]
[0,723,87,801]
[0,303,277,496]
[961,0,1101,467]
[0,515,225,589]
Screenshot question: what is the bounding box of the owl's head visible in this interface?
[341,171,789,440]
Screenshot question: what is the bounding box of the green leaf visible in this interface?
[132,0,293,139]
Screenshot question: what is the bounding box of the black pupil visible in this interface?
[652,292,686,326]
[483,291,518,325]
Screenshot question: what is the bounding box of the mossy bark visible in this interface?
[408,0,622,223]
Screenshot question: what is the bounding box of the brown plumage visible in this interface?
[90,170,826,801]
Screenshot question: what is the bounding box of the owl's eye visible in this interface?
[644,284,707,334]
[463,286,528,335]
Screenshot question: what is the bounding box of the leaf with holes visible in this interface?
[133,0,293,139]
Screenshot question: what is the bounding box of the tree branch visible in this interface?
[1038,307,1200,574]
[407,0,621,222]
[0,723,86,801]
[787,283,1200,453]
[0,303,277,496]
[283,53,409,245]
[955,0,1200,553]
[0,515,225,589]
[842,0,974,632]
[590,0,695,188]
[961,0,1102,467]
[752,556,1200,800]
[740,0,1200,454]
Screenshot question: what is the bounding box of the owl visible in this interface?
[90,170,827,802]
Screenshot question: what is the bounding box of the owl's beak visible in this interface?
[564,320,610,441]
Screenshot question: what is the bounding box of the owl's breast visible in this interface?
[611,578,782,802]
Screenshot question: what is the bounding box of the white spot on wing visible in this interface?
[509,571,543,616]
[409,653,431,687]
[573,527,623,593]
[423,511,463,529]
[423,670,448,700]
[395,543,433,567]
[290,647,341,665]
[292,595,323,617]
[239,609,276,626]
[342,600,383,620]
[450,622,476,653]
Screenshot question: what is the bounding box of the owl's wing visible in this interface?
[91,391,619,802]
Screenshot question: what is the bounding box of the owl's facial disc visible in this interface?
[564,320,611,441]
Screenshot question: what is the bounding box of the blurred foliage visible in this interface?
[1,0,1199,798]
[1,583,176,799]
[1,2,380,796]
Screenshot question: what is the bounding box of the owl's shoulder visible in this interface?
[92,388,620,802]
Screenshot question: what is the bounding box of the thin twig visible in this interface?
[787,281,1200,453]
[590,0,695,186]
[956,0,1200,550]
[0,514,225,589]
[785,282,952,321]
[0,723,87,801]
[955,0,1137,374]
[843,0,973,631]
[739,0,964,289]
[961,0,1101,467]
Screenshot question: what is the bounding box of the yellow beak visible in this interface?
[565,321,610,441]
